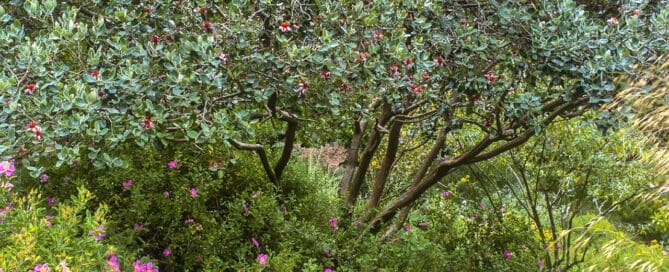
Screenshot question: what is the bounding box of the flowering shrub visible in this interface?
[0,164,139,271]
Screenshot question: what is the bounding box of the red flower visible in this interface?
[151,35,160,46]
[163,34,173,42]
[315,15,323,21]
[618,6,625,13]
[320,70,331,79]
[631,9,640,17]
[485,71,499,84]
[355,52,370,63]
[410,84,422,94]
[91,69,99,78]
[390,64,400,76]
[403,58,413,68]
[279,21,292,32]
[202,21,213,31]
[199,7,207,15]
[25,83,38,94]
[422,72,430,80]
[433,56,445,67]
[340,83,349,91]
[27,120,39,129]
[460,19,468,27]
[296,80,309,96]
[142,117,154,129]
[143,7,152,14]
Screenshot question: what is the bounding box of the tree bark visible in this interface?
[274,110,298,180]
[228,139,279,187]
[340,120,365,197]
[368,121,403,209]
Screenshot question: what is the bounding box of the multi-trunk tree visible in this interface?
[1,0,667,233]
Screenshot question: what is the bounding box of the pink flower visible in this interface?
[324,269,334,272]
[189,187,198,198]
[106,254,121,272]
[163,191,171,197]
[485,71,499,84]
[39,173,49,183]
[47,197,56,206]
[185,218,194,224]
[122,179,133,188]
[329,217,338,232]
[404,225,411,232]
[134,223,144,231]
[25,83,38,94]
[242,203,249,215]
[325,249,331,257]
[202,21,213,31]
[151,35,160,46]
[410,84,422,94]
[390,64,400,76]
[257,253,268,265]
[608,17,619,25]
[279,21,292,32]
[89,224,106,241]
[320,70,331,79]
[1,182,13,191]
[163,248,171,256]
[403,58,413,68]
[167,160,178,169]
[422,72,430,80]
[0,161,15,176]
[59,261,71,272]
[538,259,545,269]
[503,249,512,259]
[218,53,228,64]
[251,237,260,248]
[441,191,450,198]
[91,69,100,79]
[433,56,445,67]
[353,219,361,227]
[631,10,640,17]
[296,80,309,96]
[418,221,429,229]
[355,52,370,63]
[45,215,54,227]
[29,263,49,272]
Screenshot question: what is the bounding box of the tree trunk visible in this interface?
[367,122,403,210]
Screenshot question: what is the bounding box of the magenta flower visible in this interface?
[184,218,194,224]
[163,191,171,198]
[538,259,545,269]
[163,248,171,256]
[0,161,15,176]
[167,160,178,169]
[39,173,49,183]
[47,197,56,206]
[189,187,198,198]
[29,263,49,272]
[242,203,249,215]
[132,260,142,272]
[404,225,411,232]
[105,253,121,272]
[353,219,361,227]
[329,217,338,232]
[89,224,106,241]
[324,269,334,272]
[503,249,512,259]
[251,237,260,248]
[143,262,157,272]
[441,191,450,198]
[257,253,268,265]
[122,179,133,188]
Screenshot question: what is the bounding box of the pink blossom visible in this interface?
[441,191,450,198]
[538,259,545,269]
[404,225,411,232]
[251,237,260,248]
[631,10,640,17]
[189,187,198,198]
[329,217,338,232]
[242,203,249,215]
[39,173,49,183]
[353,219,361,227]
[29,263,49,272]
[163,191,171,198]
[218,53,228,64]
[325,249,331,257]
[47,197,55,206]
[257,253,268,265]
[167,160,178,169]
[418,221,429,229]
[1,182,13,191]
[503,249,512,259]
[45,215,54,227]
[324,269,334,272]
[163,248,171,256]
[0,161,15,176]
[320,70,331,79]
[608,17,619,25]
[134,223,144,231]
[59,261,71,272]
[106,254,121,272]
[122,179,133,188]
[485,71,499,84]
